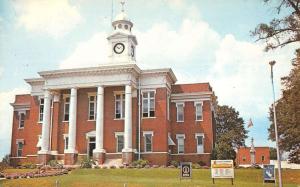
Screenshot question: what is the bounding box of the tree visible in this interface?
[213,105,248,160]
[270,147,278,160]
[268,49,300,163]
[251,0,300,51]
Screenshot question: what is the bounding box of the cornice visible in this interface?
[141,68,177,83]
[24,78,44,84]
[38,63,141,79]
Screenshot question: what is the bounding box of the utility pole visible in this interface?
[269,60,283,187]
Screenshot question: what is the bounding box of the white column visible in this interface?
[123,85,132,152]
[39,90,51,154]
[94,86,105,153]
[66,88,77,153]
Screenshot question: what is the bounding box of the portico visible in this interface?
[36,65,139,165]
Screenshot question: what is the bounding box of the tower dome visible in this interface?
[111,0,133,33]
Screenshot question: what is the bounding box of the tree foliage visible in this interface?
[268,49,300,163]
[213,105,248,160]
[251,0,300,51]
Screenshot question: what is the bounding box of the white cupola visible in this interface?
[107,0,137,64]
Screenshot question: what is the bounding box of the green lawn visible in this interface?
[1,168,300,187]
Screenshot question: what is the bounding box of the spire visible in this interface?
[250,137,255,153]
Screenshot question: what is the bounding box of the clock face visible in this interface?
[113,43,125,54]
[131,45,135,57]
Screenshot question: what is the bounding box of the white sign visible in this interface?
[211,160,234,179]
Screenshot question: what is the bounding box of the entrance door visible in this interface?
[196,136,204,153]
[88,137,96,157]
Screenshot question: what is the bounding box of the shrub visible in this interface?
[132,159,149,168]
[119,165,124,169]
[102,166,107,169]
[110,165,116,169]
[21,162,36,169]
[80,157,95,168]
[48,160,63,168]
[169,160,178,167]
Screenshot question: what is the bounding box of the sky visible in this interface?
[0,0,298,160]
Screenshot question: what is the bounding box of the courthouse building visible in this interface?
[10,6,217,166]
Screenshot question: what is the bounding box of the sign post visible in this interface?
[180,162,192,181]
[263,165,276,184]
[211,160,234,185]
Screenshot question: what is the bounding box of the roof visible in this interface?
[171,83,212,94]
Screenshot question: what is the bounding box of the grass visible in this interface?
[2,168,38,174]
[0,168,299,187]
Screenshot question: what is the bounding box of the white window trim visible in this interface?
[114,92,125,119]
[88,93,97,121]
[38,97,44,123]
[18,111,26,129]
[63,94,70,122]
[16,139,24,157]
[143,131,153,152]
[176,102,185,122]
[176,134,185,154]
[194,101,203,121]
[195,133,205,153]
[114,132,124,153]
[141,90,156,118]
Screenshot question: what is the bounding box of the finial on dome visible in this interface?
[120,0,125,12]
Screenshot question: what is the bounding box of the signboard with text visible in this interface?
[180,162,192,179]
[211,160,234,179]
[263,165,275,183]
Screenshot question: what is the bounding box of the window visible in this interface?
[19,113,25,128]
[176,134,185,154]
[142,91,155,117]
[116,135,124,152]
[242,156,246,161]
[64,97,70,121]
[195,102,203,121]
[115,93,125,119]
[39,98,44,122]
[195,133,204,153]
[16,140,24,157]
[88,95,97,120]
[64,135,69,150]
[176,103,184,122]
[262,155,265,162]
[143,132,153,152]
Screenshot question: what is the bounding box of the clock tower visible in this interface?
[107,1,137,64]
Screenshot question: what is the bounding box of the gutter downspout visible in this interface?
[138,77,141,160]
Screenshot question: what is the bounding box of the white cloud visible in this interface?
[60,32,109,68]
[206,35,294,118]
[0,88,29,160]
[14,0,82,38]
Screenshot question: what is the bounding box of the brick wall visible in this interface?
[10,83,215,166]
[236,147,270,165]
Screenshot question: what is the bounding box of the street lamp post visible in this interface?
[269,60,283,187]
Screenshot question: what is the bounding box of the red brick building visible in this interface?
[10,8,217,166]
[236,139,270,166]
